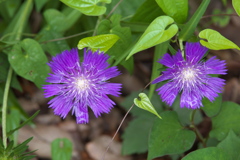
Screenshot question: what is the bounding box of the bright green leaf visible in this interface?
[8,38,50,88]
[202,95,222,117]
[148,111,196,160]
[134,93,162,119]
[182,147,228,160]
[51,138,72,160]
[233,0,240,16]
[155,0,188,23]
[199,29,240,50]
[210,101,240,141]
[77,34,119,52]
[60,0,111,16]
[217,130,240,160]
[126,16,178,60]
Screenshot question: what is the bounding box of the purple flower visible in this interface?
[152,42,227,109]
[43,48,122,123]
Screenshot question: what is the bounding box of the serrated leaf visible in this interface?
[202,94,222,117]
[199,29,240,50]
[179,0,210,41]
[148,111,196,160]
[210,101,240,141]
[233,0,240,16]
[126,16,178,60]
[78,34,119,52]
[217,130,240,160]
[60,0,111,16]
[51,138,72,160]
[155,0,188,24]
[182,147,228,160]
[134,93,162,119]
[8,39,50,88]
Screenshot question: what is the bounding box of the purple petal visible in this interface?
[205,56,227,75]
[185,42,208,64]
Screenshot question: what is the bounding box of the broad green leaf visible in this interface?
[78,34,119,52]
[155,0,188,24]
[182,147,228,160]
[60,0,111,16]
[37,28,70,56]
[8,39,50,88]
[217,130,240,160]
[121,91,163,155]
[126,16,178,60]
[148,111,196,160]
[131,0,164,23]
[51,138,72,160]
[43,8,82,32]
[179,0,210,41]
[202,95,222,117]
[122,116,155,155]
[199,29,240,50]
[233,0,240,16]
[106,0,145,18]
[210,101,240,141]
[134,93,162,119]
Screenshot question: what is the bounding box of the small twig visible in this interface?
[201,13,239,19]
[106,0,124,19]
[40,30,94,44]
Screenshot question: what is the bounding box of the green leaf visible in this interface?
[126,16,178,60]
[37,28,70,56]
[131,0,164,23]
[51,138,73,160]
[34,0,48,12]
[78,34,119,52]
[217,130,240,160]
[121,91,163,155]
[122,116,155,155]
[43,8,82,32]
[134,93,162,119]
[60,0,111,16]
[182,147,228,160]
[233,0,240,16]
[202,95,222,117]
[210,101,240,141]
[155,0,188,24]
[148,111,196,160]
[212,8,233,27]
[8,39,50,88]
[199,29,240,50]
[179,0,210,41]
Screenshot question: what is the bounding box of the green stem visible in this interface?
[190,110,206,147]
[179,40,184,58]
[1,0,33,149]
[2,68,13,148]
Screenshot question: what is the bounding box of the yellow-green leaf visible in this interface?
[77,34,119,52]
[199,29,240,50]
[134,93,162,119]
[233,0,240,16]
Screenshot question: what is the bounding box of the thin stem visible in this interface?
[40,30,94,44]
[92,16,103,36]
[2,68,13,148]
[202,13,239,19]
[190,110,206,147]
[106,0,124,19]
[179,40,184,58]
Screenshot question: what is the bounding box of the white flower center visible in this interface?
[181,68,196,82]
[74,77,89,90]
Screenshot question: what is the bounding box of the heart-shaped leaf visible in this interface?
[60,0,111,16]
[126,16,178,60]
[134,93,162,119]
[78,34,119,52]
[202,94,222,117]
[199,29,240,50]
[233,0,240,16]
[51,138,72,160]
